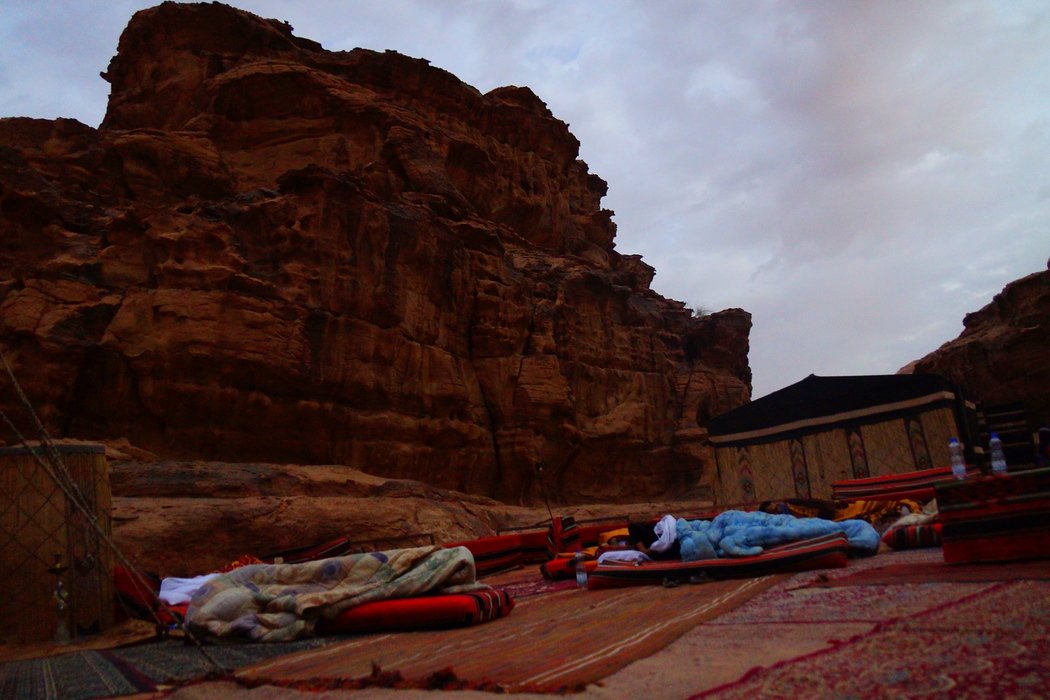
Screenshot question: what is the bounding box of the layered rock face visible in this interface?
[0,2,751,503]
[108,457,718,576]
[905,261,1050,427]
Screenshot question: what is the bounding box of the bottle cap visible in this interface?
[991,432,1000,440]
[949,437,959,444]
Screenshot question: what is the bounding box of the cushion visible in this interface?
[936,468,1050,564]
[881,522,943,549]
[315,589,514,634]
[832,466,978,502]
[540,556,598,581]
[546,516,581,558]
[445,535,523,576]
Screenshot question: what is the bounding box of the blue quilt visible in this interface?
[676,510,880,561]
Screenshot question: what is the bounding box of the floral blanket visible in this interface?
[186,545,481,641]
[676,510,880,561]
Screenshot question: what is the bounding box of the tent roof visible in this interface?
[707,373,962,440]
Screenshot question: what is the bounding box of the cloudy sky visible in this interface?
[2,1,1047,398]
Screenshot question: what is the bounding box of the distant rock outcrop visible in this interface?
[0,2,751,504]
[904,261,1050,427]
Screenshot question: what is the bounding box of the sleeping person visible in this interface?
[598,510,880,565]
[626,515,681,560]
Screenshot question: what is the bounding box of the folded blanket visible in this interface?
[186,545,483,642]
[759,498,924,524]
[676,510,880,561]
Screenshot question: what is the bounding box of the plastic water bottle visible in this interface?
[949,437,966,480]
[574,552,588,589]
[989,432,1007,475]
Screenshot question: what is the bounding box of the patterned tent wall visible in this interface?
[713,405,963,505]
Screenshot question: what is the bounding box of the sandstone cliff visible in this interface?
[0,2,751,504]
[905,260,1050,427]
[107,457,716,576]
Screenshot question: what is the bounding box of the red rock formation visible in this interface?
[905,261,1050,427]
[0,2,751,504]
[107,459,716,576]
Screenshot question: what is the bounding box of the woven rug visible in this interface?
[0,636,332,700]
[239,574,787,692]
[804,556,1050,588]
[482,566,577,599]
[692,580,1050,699]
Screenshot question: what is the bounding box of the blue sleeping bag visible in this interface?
[676,510,880,561]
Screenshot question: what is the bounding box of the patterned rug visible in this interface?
[239,574,788,692]
[804,556,1050,587]
[692,579,1050,699]
[11,550,1001,698]
[0,637,332,700]
[482,565,578,599]
[0,570,782,697]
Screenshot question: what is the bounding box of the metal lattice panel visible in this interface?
[0,445,112,644]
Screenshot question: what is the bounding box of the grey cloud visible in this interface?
[1,0,1047,398]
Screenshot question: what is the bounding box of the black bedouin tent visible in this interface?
[707,374,978,505]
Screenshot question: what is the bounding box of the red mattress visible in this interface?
[573,521,623,549]
[518,529,552,564]
[150,590,513,636]
[832,465,979,502]
[445,535,524,577]
[315,588,514,634]
[881,522,943,550]
[541,556,599,580]
[587,533,850,589]
[935,467,1050,564]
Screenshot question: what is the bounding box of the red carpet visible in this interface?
[804,556,1050,587]
[693,580,1050,699]
[238,573,787,692]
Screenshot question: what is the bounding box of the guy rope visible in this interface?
[0,346,225,673]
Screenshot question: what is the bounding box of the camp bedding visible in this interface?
[675,509,880,560]
[445,523,603,576]
[755,498,921,529]
[445,535,524,576]
[831,465,979,502]
[543,511,878,579]
[186,545,483,642]
[516,529,552,563]
[588,533,849,588]
[457,518,630,575]
[881,522,943,549]
[119,575,513,638]
[825,498,924,524]
[314,588,514,634]
[546,514,582,556]
[540,556,599,580]
[935,467,1050,564]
